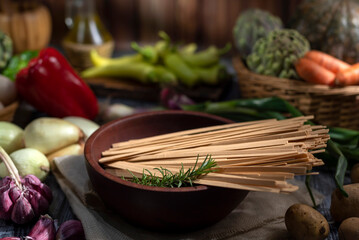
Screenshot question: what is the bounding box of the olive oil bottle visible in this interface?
[62,0,114,70]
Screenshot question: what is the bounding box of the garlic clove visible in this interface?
[24,117,84,155]
[23,175,53,203]
[8,186,21,203]
[26,189,50,216]
[0,188,13,220]
[0,176,14,194]
[11,194,35,224]
[56,219,86,240]
[28,214,56,240]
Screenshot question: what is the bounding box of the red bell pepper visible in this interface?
[15,47,98,119]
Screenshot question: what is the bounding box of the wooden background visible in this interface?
[42,0,303,51]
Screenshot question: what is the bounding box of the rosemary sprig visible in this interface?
[124,155,217,188]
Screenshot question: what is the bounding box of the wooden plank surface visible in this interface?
[42,0,303,50]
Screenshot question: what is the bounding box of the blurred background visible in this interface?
[49,0,303,50]
[1,0,303,51]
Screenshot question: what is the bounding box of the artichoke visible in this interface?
[0,30,12,70]
[246,29,310,79]
[233,8,283,60]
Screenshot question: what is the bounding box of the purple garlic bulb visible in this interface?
[160,87,195,110]
[0,175,53,224]
[0,214,56,240]
[56,219,86,240]
[28,214,56,240]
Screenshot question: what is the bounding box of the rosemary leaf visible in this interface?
[125,155,217,188]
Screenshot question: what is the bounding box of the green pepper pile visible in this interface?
[81,32,232,88]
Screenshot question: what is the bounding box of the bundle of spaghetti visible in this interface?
[99,116,329,193]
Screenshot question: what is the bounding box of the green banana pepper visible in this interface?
[179,43,231,67]
[164,53,198,88]
[82,61,176,85]
[90,50,142,67]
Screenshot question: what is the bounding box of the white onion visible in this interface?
[0,148,50,181]
[0,121,24,154]
[101,103,136,122]
[24,117,84,155]
[63,116,99,140]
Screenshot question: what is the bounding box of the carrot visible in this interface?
[335,63,359,86]
[295,58,336,86]
[304,50,350,74]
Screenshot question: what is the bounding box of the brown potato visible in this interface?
[338,217,359,240]
[350,163,359,183]
[330,183,359,222]
[285,203,329,240]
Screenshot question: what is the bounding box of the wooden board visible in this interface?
[85,77,231,102]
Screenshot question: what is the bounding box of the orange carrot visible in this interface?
[304,50,350,74]
[335,63,359,86]
[295,58,336,86]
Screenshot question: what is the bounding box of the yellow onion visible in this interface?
[24,117,84,155]
[63,116,99,140]
[0,148,50,181]
[46,144,84,170]
[0,121,24,154]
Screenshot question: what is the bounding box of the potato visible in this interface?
[330,183,359,222]
[285,203,329,240]
[338,217,359,240]
[350,163,359,183]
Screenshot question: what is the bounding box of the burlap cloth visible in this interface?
[53,155,324,240]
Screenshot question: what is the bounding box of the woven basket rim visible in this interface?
[0,101,19,121]
[233,56,359,96]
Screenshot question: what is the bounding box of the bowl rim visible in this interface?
[85,110,233,193]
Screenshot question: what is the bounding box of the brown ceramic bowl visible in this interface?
[85,110,248,231]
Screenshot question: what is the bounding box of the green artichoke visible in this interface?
[233,8,283,60]
[0,30,12,70]
[246,29,310,79]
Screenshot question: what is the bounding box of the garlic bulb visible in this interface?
[0,147,52,224]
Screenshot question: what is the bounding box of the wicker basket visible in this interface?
[233,56,359,129]
[0,101,19,122]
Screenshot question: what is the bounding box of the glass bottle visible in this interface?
[62,0,114,70]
